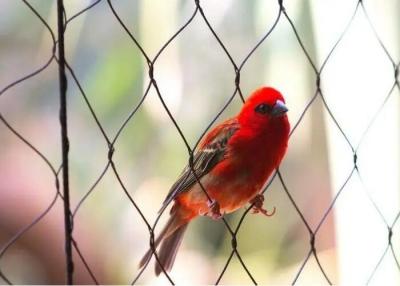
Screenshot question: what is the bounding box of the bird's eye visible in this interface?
[255,103,272,115]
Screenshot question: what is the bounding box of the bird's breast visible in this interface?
[176,126,289,216]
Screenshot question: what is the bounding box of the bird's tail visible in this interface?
[138,206,193,275]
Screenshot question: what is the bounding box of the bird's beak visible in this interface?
[271,100,288,117]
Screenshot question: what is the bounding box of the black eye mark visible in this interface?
[255,103,272,115]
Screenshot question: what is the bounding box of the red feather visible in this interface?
[139,86,290,275]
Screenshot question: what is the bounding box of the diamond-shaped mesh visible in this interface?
[0,0,399,284]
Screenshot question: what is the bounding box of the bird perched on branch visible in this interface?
[139,87,290,275]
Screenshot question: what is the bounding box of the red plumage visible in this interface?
[139,86,290,275]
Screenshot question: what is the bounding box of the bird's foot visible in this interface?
[250,194,276,217]
[207,199,223,220]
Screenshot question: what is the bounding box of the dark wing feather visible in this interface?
[160,120,239,211]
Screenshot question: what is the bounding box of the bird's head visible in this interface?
[238,87,289,132]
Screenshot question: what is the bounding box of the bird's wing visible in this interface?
[160,118,239,211]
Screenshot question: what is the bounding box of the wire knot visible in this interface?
[316,74,321,88]
[310,234,316,251]
[394,66,399,79]
[388,227,393,244]
[235,72,240,86]
[148,63,154,79]
[231,237,238,249]
[188,152,195,168]
[149,229,156,247]
[353,153,358,167]
[108,146,115,160]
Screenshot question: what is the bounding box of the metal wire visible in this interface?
[0,0,399,284]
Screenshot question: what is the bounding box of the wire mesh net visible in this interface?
[0,0,399,284]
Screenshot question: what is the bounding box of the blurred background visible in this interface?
[0,0,399,284]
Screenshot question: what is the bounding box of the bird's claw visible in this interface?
[250,194,276,217]
[207,200,223,220]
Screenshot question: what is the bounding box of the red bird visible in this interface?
[139,87,290,275]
